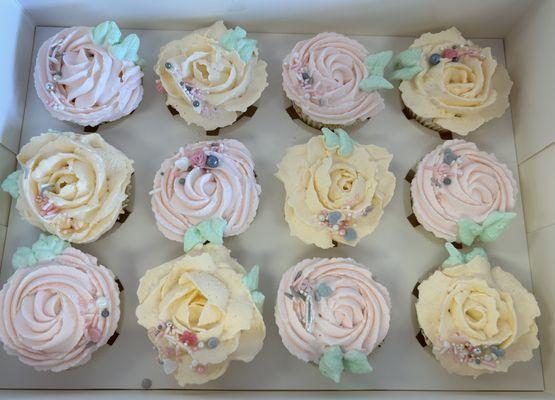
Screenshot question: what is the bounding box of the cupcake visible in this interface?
[410,139,517,245]
[154,21,268,131]
[34,21,144,127]
[1,131,134,243]
[282,32,393,129]
[276,127,395,248]
[136,242,265,386]
[415,244,540,377]
[275,257,391,383]
[151,139,260,242]
[391,27,512,136]
[0,234,120,372]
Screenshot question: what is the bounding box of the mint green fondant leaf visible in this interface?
[359,75,393,92]
[219,26,256,62]
[480,211,517,243]
[251,290,265,312]
[389,65,423,80]
[1,170,21,198]
[12,247,37,269]
[458,218,483,246]
[364,50,393,77]
[343,350,373,374]
[92,21,121,46]
[31,234,69,262]
[442,242,465,267]
[316,282,333,299]
[243,265,260,292]
[46,129,62,135]
[111,34,140,63]
[336,129,354,157]
[394,48,422,68]
[184,217,228,252]
[318,346,344,383]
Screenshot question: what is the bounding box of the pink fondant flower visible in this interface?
[190,150,207,168]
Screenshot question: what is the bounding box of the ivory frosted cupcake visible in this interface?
[275,257,391,383]
[415,244,540,377]
[276,127,395,248]
[1,131,134,243]
[151,139,260,242]
[391,27,512,136]
[34,21,144,127]
[282,32,393,129]
[410,139,517,245]
[0,235,120,372]
[136,242,265,386]
[155,21,268,130]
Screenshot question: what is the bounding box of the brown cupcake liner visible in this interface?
[401,100,455,141]
[291,103,345,131]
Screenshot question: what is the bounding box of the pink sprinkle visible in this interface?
[196,365,206,374]
[442,48,459,59]
[339,229,346,236]
[155,80,166,94]
[87,327,103,343]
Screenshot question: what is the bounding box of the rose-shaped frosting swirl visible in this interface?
[411,139,517,242]
[136,244,265,386]
[275,258,390,363]
[151,139,260,242]
[276,135,395,248]
[400,27,512,135]
[416,256,540,376]
[34,26,143,126]
[16,132,134,243]
[155,21,268,130]
[0,247,120,372]
[282,32,385,126]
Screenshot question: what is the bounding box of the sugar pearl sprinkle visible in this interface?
[442,340,505,367]
[317,210,358,241]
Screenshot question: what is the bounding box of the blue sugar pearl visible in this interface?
[165,62,173,70]
[301,72,310,80]
[206,155,219,168]
[185,85,192,92]
[192,100,200,108]
[327,211,342,226]
[452,56,459,62]
[443,177,452,185]
[178,178,185,184]
[207,337,219,349]
[101,309,110,318]
[475,358,481,365]
[344,228,357,242]
[443,150,458,165]
[429,53,441,65]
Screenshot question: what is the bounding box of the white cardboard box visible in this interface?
[0,0,553,398]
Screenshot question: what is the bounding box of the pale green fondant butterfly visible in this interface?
[92,21,141,64]
[183,217,227,252]
[359,50,394,92]
[322,127,355,157]
[319,345,373,383]
[458,211,517,246]
[243,265,265,312]
[442,242,487,268]
[389,48,424,80]
[219,26,257,62]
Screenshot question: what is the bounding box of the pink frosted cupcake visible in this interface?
[275,257,391,383]
[151,139,260,242]
[34,21,144,127]
[410,139,517,245]
[0,235,120,372]
[282,32,391,129]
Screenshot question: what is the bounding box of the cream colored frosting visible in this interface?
[0,247,120,372]
[155,21,268,130]
[34,26,143,127]
[151,139,260,242]
[276,135,395,248]
[275,258,390,363]
[16,132,134,243]
[416,256,540,377]
[400,27,512,135]
[282,32,385,126]
[411,139,517,242]
[136,244,265,386]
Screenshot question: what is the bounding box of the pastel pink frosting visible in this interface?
[0,248,120,372]
[411,139,517,242]
[275,258,391,363]
[34,26,143,126]
[282,32,384,126]
[151,139,261,241]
